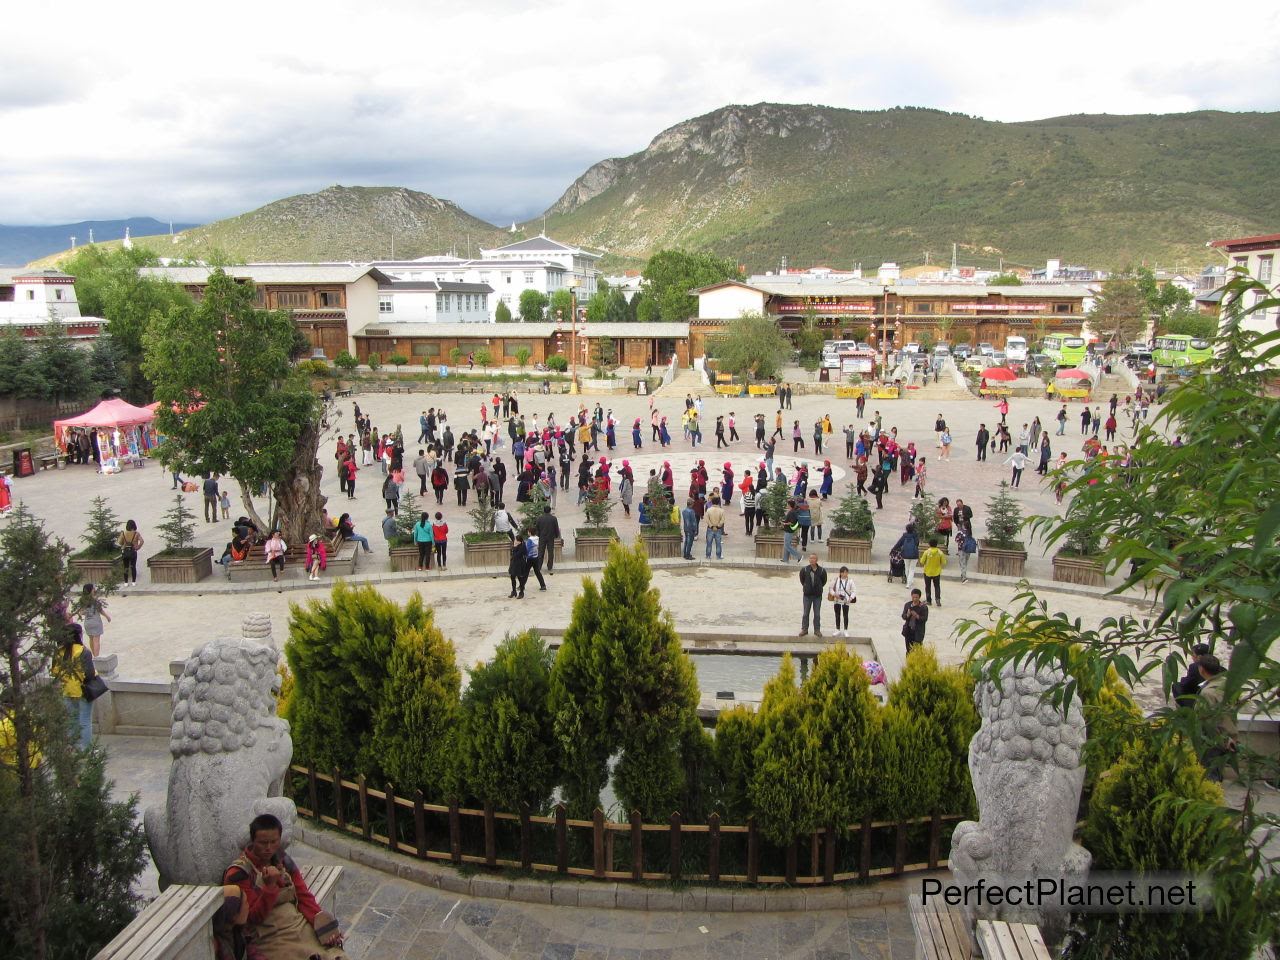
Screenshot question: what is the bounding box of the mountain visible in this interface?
[0,217,198,265]
[31,186,506,266]
[540,103,1280,272]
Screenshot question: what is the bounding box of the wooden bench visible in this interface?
[226,544,308,583]
[909,892,975,959]
[95,864,342,960]
[335,387,353,398]
[38,453,61,470]
[975,919,1051,960]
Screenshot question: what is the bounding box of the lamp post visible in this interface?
[566,278,581,394]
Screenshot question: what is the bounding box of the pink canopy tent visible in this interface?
[54,398,155,449]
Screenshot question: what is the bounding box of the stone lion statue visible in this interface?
[950,661,1091,931]
[145,614,297,886]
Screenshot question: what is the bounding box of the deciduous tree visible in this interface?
[641,249,742,321]
[709,312,790,381]
[519,289,549,323]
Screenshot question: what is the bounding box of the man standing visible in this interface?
[203,474,220,524]
[1056,405,1068,436]
[381,508,397,543]
[799,554,827,637]
[525,528,548,591]
[418,411,429,444]
[535,505,560,573]
[782,499,803,562]
[680,499,699,560]
[704,495,725,560]
[901,589,929,652]
[413,449,429,495]
[975,424,990,462]
[1196,656,1237,782]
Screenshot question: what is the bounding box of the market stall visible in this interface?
[53,398,157,473]
[1052,368,1092,401]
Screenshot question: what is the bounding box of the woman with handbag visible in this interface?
[53,623,103,749]
[117,519,143,585]
[76,582,111,657]
[829,566,856,637]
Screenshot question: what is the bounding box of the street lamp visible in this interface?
[566,278,581,394]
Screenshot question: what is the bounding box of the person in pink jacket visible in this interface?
[305,534,327,581]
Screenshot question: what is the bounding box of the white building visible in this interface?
[372,234,602,322]
[0,268,105,338]
[1209,233,1279,347]
[376,280,494,324]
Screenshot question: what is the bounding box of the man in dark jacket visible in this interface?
[975,424,990,462]
[535,505,561,573]
[799,554,828,637]
[1173,643,1212,707]
[203,474,220,524]
[902,589,929,652]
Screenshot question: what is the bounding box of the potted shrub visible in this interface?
[1051,506,1106,586]
[910,494,943,554]
[753,479,790,560]
[147,494,213,583]
[826,485,876,564]
[388,489,424,572]
[637,475,681,559]
[977,482,1027,577]
[574,485,618,563]
[69,496,124,585]
[462,492,509,568]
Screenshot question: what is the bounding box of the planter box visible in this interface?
[639,531,682,559]
[69,555,121,586]
[388,544,421,572]
[754,529,785,560]
[1052,552,1106,587]
[574,531,619,563]
[147,548,213,584]
[464,537,511,568]
[826,536,872,565]
[976,542,1028,578]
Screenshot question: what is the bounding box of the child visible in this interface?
[219,489,231,520]
[432,511,449,570]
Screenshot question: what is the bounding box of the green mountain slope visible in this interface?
[66,185,504,265]
[540,103,1280,272]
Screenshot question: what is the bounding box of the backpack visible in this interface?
[962,535,978,555]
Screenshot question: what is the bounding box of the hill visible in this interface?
[30,186,505,266]
[0,217,198,265]
[539,103,1280,272]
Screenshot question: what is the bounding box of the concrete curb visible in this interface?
[295,824,923,913]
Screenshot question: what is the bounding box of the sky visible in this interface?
[3,0,1277,228]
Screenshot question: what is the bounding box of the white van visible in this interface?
[1005,336,1028,362]
[821,340,859,368]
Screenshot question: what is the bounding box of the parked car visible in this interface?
[977,342,995,357]
[953,344,973,359]
[990,351,1008,367]
[962,356,987,374]
[1125,350,1153,370]
[1027,353,1052,374]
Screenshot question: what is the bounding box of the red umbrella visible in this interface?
[1055,369,1091,380]
[981,367,1017,381]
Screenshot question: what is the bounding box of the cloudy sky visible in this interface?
[3,0,1277,227]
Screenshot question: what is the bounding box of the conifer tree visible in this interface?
[828,484,875,539]
[802,646,881,827]
[77,496,121,558]
[909,493,939,545]
[712,705,761,822]
[155,493,197,553]
[983,481,1024,549]
[749,656,825,844]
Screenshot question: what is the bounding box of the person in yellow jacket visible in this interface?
[51,623,97,749]
[919,537,947,607]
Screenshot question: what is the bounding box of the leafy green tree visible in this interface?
[285,583,432,778]
[1069,737,1252,960]
[590,336,616,375]
[549,543,701,819]
[749,656,825,844]
[0,327,46,399]
[87,330,127,398]
[711,705,761,821]
[794,314,825,372]
[1157,308,1216,340]
[633,293,660,323]
[333,351,358,373]
[641,249,742,321]
[448,347,463,367]
[474,348,492,371]
[584,289,609,323]
[32,321,90,403]
[494,300,513,324]
[1090,274,1151,347]
[1136,267,1193,332]
[989,274,1023,286]
[0,506,147,960]
[604,287,630,324]
[957,271,1280,951]
[710,312,791,381]
[143,269,323,542]
[458,631,559,812]
[549,289,574,324]
[370,617,461,798]
[62,244,192,400]
[545,354,568,373]
[513,346,531,371]
[519,289,549,323]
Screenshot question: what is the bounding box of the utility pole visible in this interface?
[70,236,76,250]
[952,243,958,274]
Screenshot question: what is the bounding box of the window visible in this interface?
[412,342,441,358]
[501,295,512,305]
[912,302,933,314]
[1259,256,1273,284]
[435,293,447,313]
[1055,303,1072,314]
[275,291,310,308]
[503,272,512,285]
[503,339,533,358]
[318,290,344,308]
[26,289,35,300]
[378,296,393,314]
[523,271,535,284]
[54,288,64,300]
[478,272,490,284]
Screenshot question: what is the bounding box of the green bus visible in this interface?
[1041,334,1087,368]
[1153,335,1213,368]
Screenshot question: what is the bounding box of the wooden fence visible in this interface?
[289,764,964,886]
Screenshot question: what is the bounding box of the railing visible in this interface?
[290,764,964,885]
[662,356,677,388]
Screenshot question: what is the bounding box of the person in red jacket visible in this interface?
[222,813,346,958]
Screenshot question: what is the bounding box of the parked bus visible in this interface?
[1041,335,1087,368]
[1153,334,1213,368]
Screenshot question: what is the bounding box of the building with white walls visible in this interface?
[0,268,105,338]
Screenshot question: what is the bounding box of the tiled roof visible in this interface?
[139,264,393,285]
[354,321,690,338]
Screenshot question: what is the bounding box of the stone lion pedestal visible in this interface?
[949,662,1091,938]
[145,613,298,887]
